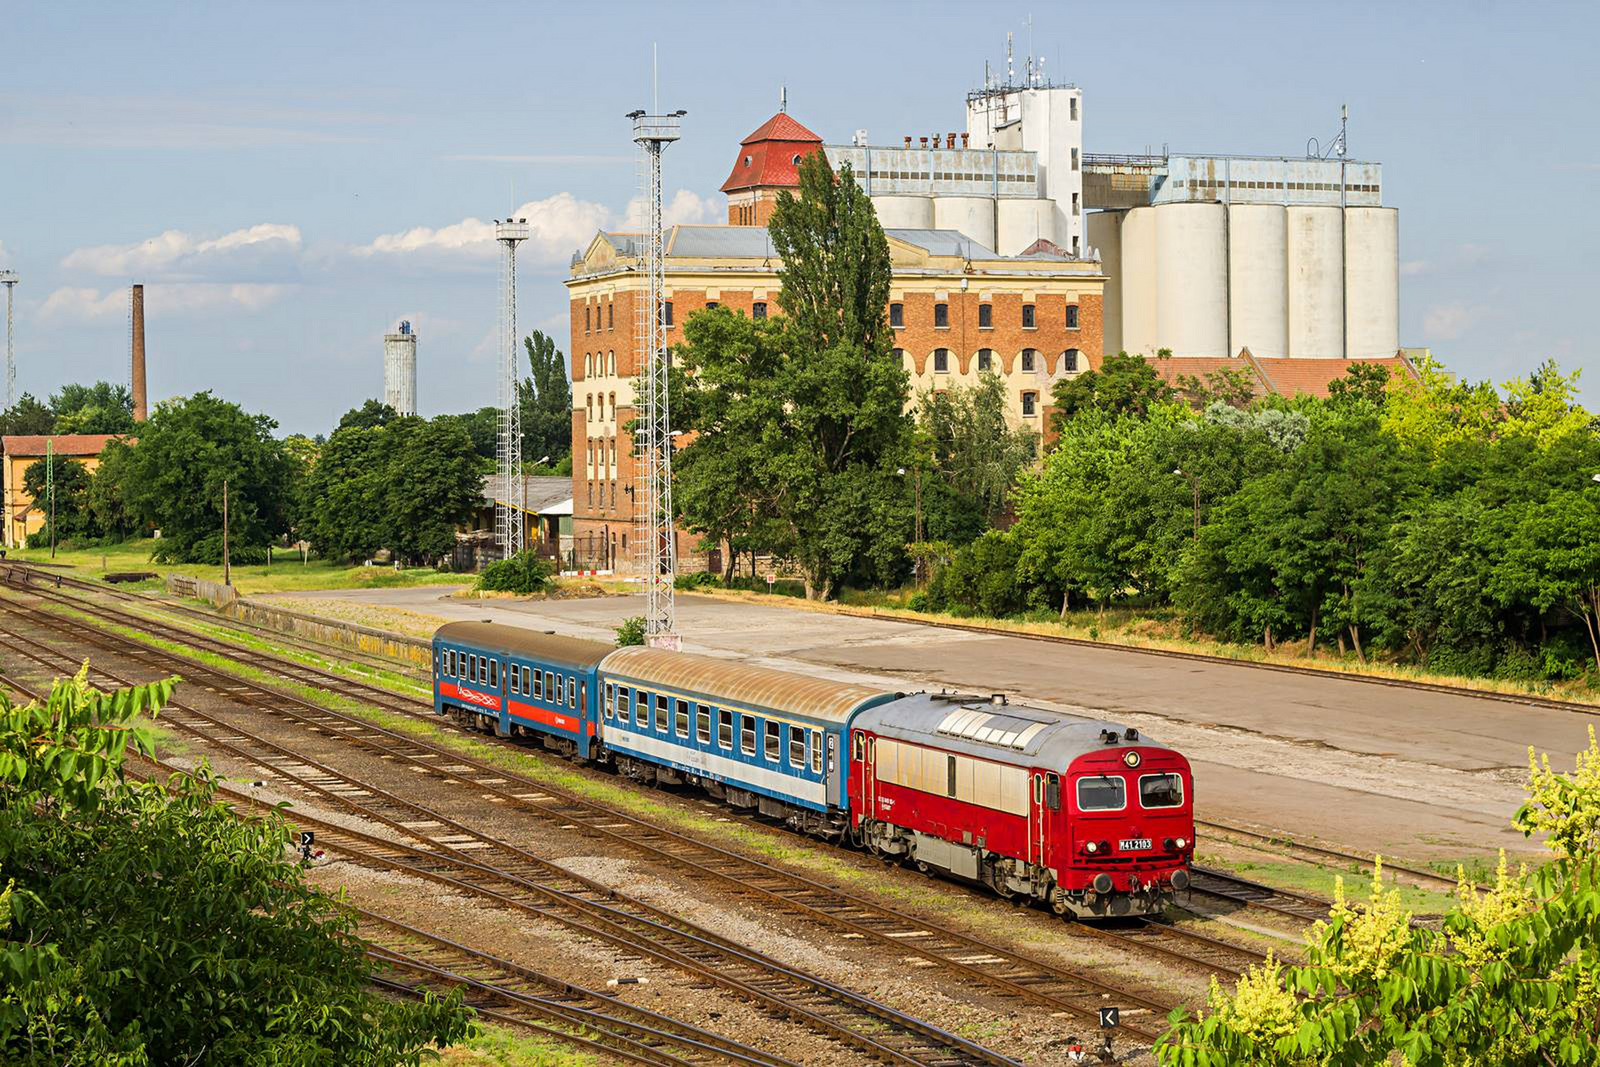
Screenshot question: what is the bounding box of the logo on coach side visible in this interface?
[457,687,499,709]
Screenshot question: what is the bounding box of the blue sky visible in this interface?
[3,0,1595,434]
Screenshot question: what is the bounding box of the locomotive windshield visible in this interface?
[1139,773,1185,808]
[1076,775,1126,811]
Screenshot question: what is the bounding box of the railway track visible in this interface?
[1197,817,1459,892]
[0,598,1186,1056]
[0,623,1029,1065]
[2,583,1270,983]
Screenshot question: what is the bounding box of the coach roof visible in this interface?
[856,692,1174,767]
[601,646,895,725]
[434,622,614,670]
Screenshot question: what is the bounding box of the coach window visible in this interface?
[696,704,711,744]
[574,680,581,710]
[472,655,481,683]
[1076,775,1127,811]
[656,695,669,733]
[534,670,545,699]
[489,659,499,689]
[718,708,734,749]
[543,671,553,700]
[617,686,631,726]
[1045,772,1061,811]
[764,721,780,762]
[851,732,864,760]
[1139,773,1184,808]
[604,683,615,720]
[675,699,690,738]
[558,674,568,705]
[740,715,756,755]
[811,731,822,774]
[788,725,804,767]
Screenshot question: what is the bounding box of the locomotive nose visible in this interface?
[1092,872,1113,894]
[1171,869,1190,891]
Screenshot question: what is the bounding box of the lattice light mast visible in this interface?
[494,218,529,559]
[0,270,17,413]
[629,108,684,649]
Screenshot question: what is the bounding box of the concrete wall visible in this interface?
[1156,203,1228,357]
[1344,207,1399,359]
[1086,211,1123,354]
[1287,205,1345,358]
[1228,204,1289,359]
[932,196,996,252]
[996,198,1056,256]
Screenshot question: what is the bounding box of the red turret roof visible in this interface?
[721,112,825,194]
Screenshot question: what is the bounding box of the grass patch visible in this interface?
[1201,852,1456,915]
[8,538,467,595]
[440,1025,597,1067]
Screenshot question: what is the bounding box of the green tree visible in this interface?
[49,381,135,435]
[0,666,471,1064]
[520,330,572,467]
[1049,350,1174,433]
[382,417,483,565]
[303,424,388,563]
[0,394,55,437]
[927,529,1028,617]
[87,437,139,540]
[21,455,97,544]
[1494,488,1600,673]
[338,399,400,431]
[432,407,500,464]
[917,374,1038,537]
[122,392,295,564]
[1327,361,1392,408]
[1157,730,1600,1066]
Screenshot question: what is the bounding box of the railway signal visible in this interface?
[1098,1006,1120,1028]
[299,830,315,864]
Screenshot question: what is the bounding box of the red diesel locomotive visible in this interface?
[849,692,1193,918]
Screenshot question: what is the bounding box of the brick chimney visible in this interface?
[131,284,147,421]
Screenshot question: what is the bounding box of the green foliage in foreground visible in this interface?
[614,616,646,646]
[475,550,553,594]
[1158,730,1600,1066]
[0,667,472,1065]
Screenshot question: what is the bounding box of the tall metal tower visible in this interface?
[629,107,684,649]
[0,270,17,413]
[494,218,529,559]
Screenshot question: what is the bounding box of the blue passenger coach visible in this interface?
[596,646,896,837]
[433,622,611,757]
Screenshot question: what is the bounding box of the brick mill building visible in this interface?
[564,111,1105,573]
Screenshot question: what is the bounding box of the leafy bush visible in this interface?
[474,550,552,594]
[615,616,646,646]
[905,591,930,613]
[926,530,1027,618]
[674,571,720,590]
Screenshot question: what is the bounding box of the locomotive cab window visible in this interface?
[675,699,690,738]
[741,715,756,755]
[852,732,864,760]
[1139,772,1184,808]
[1077,775,1127,811]
[696,704,711,744]
[764,721,780,762]
[718,708,733,749]
[1045,772,1061,811]
[947,755,957,797]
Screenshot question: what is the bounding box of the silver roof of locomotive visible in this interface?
[854,692,1173,768]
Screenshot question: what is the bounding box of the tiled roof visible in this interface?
[1147,352,1418,400]
[2,434,126,458]
[721,111,826,193]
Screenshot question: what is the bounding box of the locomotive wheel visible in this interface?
[1051,893,1071,916]
[914,860,933,876]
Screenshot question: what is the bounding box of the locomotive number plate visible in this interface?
[1119,838,1152,851]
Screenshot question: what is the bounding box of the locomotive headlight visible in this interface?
[1123,750,1141,768]
[1176,837,1188,850]
[1085,841,1098,854]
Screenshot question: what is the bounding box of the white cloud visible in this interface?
[63,223,302,281]
[356,187,717,268]
[1399,243,1494,279]
[1423,301,1483,340]
[39,282,292,322]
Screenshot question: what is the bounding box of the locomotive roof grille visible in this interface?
[937,707,1055,751]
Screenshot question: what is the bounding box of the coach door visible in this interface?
[1030,772,1049,866]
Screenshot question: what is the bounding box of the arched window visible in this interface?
[1021,349,1037,372]
[932,348,950,373]
[608,351,616,376]
[609,393,617,422]
[584,353,592,377]
[976,348,993,373]
[585,306,591,332]
[1064,348,1081,372]
[586,395,593,421]
[892,347,905,368]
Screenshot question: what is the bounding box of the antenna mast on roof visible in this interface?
[629,101,685,650]
[780,85,787,113]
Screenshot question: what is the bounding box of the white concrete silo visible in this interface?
[1156,202,1228,357]
[1227,204,1288,359]
[1287,206,1345,358]
[996,199,1057,257]
[1119,207,1159,356]
[1086,211,1123,355]
[933,196,997,251]
[1344,207,1399,359]
[872,195,935,230]
[383,321,418,416]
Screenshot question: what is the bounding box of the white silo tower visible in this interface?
[383,321,417,416]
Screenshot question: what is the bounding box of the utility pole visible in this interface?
[222,478,231,587]
[494,219,529,561]
[0,270,17,414]
[46,439,55,559]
